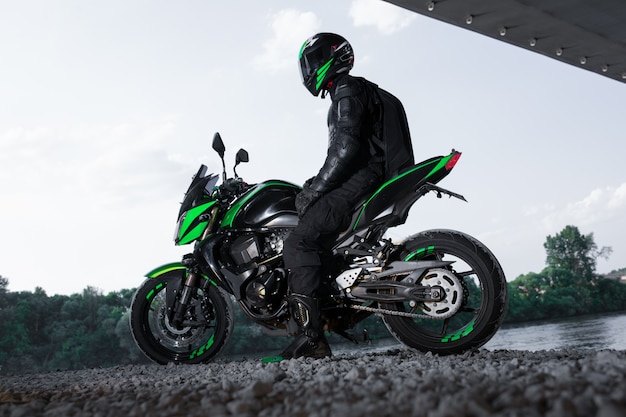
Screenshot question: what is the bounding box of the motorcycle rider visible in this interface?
[279,32,413,359]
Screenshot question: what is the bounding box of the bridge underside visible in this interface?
[384,0,626,84]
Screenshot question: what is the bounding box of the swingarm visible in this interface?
[337,260,454,303]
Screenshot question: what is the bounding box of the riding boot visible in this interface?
[279,294,332,360]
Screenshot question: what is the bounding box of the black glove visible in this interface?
[295,187,321,218]
[303,176,316,188]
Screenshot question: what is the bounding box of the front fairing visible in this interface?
[175,166,220,245]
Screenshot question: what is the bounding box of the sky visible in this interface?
[1,0,625,296]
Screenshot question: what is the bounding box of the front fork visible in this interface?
[169,255,201,328]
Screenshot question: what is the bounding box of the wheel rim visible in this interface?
[412,268,464,319]
[145,285,218,361]
[387,245,491,345]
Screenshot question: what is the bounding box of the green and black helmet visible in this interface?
[299,32,354,97]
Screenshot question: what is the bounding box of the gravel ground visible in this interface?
[1,348,626,417]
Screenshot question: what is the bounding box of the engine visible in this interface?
[227,230,291,314]
[245,267,286,311]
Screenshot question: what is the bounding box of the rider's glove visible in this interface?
[295,187,321,218]
[303,176,316,188]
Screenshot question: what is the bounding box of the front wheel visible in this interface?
[382,229,508,355]
[129,272,234,364]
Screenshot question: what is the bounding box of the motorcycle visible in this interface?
[130,132,508,364]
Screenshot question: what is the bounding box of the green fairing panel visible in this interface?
[177,200,216,246]
[178,221,209,246]
[221,180,300,229]
[352,153,455,230]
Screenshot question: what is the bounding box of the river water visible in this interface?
[483,311,626,351]
[330,312,626,357]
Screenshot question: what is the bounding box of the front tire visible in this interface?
[130,272,234,364]
[382,229,508,355]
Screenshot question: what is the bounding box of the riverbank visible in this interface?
[1,348,625,417]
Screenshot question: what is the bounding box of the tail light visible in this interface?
[445,151,462,170]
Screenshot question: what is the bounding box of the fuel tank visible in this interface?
[221,180,300,229]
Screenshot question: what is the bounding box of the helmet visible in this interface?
[299,33,354,97]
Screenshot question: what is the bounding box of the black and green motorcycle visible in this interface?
[130,133,508,364]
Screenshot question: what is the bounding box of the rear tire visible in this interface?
[382,229,508,355]
[130,272,234,364]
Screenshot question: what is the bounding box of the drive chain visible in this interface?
[348,303,455,320]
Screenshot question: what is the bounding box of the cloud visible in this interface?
[0,121,198,294]
[349,0,416,35]
[608,182,626,210]
[0,120,190,213]
[253,9,321,73]
[539,183,626,231]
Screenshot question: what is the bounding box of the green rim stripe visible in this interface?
[441,319,476,343]
[189,334,215,359]
[145,282,165,301]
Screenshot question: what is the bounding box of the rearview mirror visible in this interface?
[236,149,249,164]
[212,132,225,158]
[234,149,249,178]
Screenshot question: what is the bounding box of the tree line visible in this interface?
[0,275,387,375]
[506,225,626,321]
[1,225,624,374]
[0,283,142,375]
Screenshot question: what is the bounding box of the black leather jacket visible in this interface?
[308,74,382,194]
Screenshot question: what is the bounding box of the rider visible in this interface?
[279,32,413,359]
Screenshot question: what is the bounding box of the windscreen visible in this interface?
[178,166,218,217]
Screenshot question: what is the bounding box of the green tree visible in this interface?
[0,275,8,308]
[592,278,626,311]
[505,272,549,322]
[544,225,612,286]
[0,284,148,374]
[504,225,621,323]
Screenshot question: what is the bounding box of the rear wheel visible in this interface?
[382,229,507,355]
[130,272,234,364]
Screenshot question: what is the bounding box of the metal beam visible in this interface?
[384,0,626,84]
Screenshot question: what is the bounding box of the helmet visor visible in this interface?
[299,47,328,84]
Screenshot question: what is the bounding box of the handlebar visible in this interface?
[222,178,241,192]
[217,177,251,203]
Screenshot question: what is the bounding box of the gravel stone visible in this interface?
[1,348,626,417]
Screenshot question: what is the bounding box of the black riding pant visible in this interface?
[283,166,382,297]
